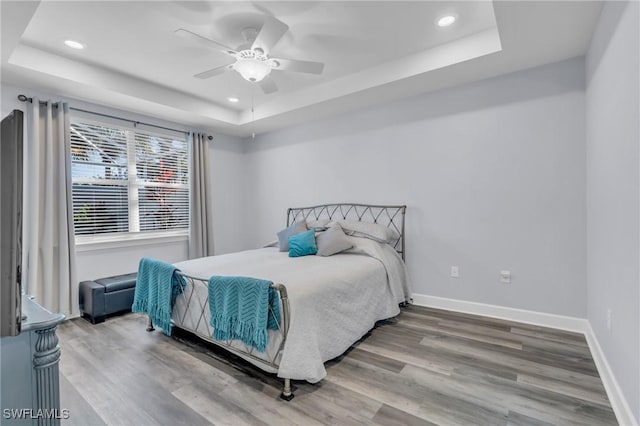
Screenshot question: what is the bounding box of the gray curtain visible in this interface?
[23,99,78,316]
[188,132,214,259]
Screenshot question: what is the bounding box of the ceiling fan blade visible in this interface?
[175,29,237,56]
[271,58,324,75]
[251,16,289,55]
[194,64,232,79]
[259,76,278,94]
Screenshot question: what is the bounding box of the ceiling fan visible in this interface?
[176,16,324,94]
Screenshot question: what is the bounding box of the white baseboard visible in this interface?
[411,293,588,333]
[584,323,638,426]
[412,293,637,426]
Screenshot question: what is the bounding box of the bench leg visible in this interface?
[89,315,105,325]
[146,316,155,332]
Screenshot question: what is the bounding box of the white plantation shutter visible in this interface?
[70,121,189,237]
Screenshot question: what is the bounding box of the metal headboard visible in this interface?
[287,203,406,260]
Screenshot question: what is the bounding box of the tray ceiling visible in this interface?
[1,1,601,137]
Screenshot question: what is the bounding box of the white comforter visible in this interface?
[172,236,410,383]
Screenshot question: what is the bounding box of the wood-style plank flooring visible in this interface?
[57,306,617,426]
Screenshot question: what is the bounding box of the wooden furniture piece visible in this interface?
[0,296,65,425]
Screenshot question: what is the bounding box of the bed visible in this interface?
[159,203,410,400]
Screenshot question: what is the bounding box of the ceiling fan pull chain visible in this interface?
[251,88,256,140]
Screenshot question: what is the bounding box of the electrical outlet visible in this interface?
[606,309,612,331]
[500,270,511,283]
[450,266,459,278]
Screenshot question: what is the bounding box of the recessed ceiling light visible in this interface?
[64,40,85,50]
[437,15,457,27]
[228,97,240,103]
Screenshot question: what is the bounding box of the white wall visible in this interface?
[586,1,640,422]
[74,240,189,282]
[1,83,245,284]
[243,57,587,318]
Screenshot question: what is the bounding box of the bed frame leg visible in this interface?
[146,316,155,332]
[280,378,294,401]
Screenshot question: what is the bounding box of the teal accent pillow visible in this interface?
[288,229,318,257]
[277,221,307,252]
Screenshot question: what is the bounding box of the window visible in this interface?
[70,121,188,238]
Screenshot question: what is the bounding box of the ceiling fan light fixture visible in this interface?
[178,16,323,93]
[233,50,272,82]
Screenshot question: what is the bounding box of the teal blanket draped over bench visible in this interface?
[132,257,184,336]
[208,276,281,353]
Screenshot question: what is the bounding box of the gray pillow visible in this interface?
[316,224,353,256]
[277,221,307,252]
[306,218,331,231]
[336,219,400,244]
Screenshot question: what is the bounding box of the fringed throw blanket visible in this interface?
[208,276,281,353]
[132,257,185,336]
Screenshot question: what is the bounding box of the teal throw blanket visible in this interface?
[208,276,281,353]
[132,257,185,336]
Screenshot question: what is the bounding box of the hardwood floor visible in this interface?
[57,306,617,426]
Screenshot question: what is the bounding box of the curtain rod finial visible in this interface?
[207,135,213,141]
[17,94,31,102]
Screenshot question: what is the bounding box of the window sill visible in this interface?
[75,231,189,252]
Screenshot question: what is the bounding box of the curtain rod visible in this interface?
[17,94,213,140]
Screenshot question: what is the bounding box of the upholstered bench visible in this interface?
[79,273,137,324]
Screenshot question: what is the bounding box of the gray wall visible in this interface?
[207,133,247,255]
[586,1,640,421]
[243,57,587,318]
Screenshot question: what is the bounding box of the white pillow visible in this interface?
[306,218,331,231]
[315,224,353,256]
[277,221,307,252]
[336,219,400,244]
